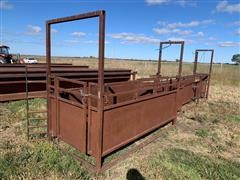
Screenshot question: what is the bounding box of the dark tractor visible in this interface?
[0,45,13,64]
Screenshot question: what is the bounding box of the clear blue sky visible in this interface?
[1,0,240,63]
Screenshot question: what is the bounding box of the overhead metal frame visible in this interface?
[193,49,214,98]
[157,41,185,76]
[46,10,106,172]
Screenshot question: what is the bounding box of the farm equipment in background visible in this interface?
[0,45,12,64]
[0,45,20,64]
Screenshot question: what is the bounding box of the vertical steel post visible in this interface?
[55,78,60,138]
[25,65,29,140]
[206,50,214,98]
[178,42,184,77]
[96,10,105,172]
[193,50,198,74]
[46,22,51,139]
[157,42,162,75]
[193,49,214,99]
[174,41,184,124]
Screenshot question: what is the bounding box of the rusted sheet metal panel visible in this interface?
[105,83,137,105]
[0,82,45,94]
[101,92,177,156]
[199,79,208,98]
[49,72,211,169]
[87,109,98,157]
[179,84,194,105]
[202,80,208,97]
[59,100,86,153]
[49,97,57,137]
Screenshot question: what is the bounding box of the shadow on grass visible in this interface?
[126,168,145,180]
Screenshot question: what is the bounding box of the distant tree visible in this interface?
[231,54,240,65]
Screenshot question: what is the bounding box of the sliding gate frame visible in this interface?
[193,49,214,98]
[46,10,106,172]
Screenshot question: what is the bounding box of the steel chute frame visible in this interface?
[45,10,214,173]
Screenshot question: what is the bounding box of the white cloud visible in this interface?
[145,0,170,5]
[27,25,42,35]
[84,40,97,44]
[166,19,214,29]
[167,37,185,41]
[236,29,240,35]
[208,37,216,41]
[71,31,86,37]
[175,29,192,35]
[177,0,188,6]
[64,39,110,45]
[110,32,160,44]
[218,41,240,47]
[64,39,81,43]
[176,0,197,7]
[216,1,240,13]
[153,28,192,35]
[157,21,167,26]
[146,0,196,6]
[153,28,171,35]
[84,40,110,44]
[154,20,213,38]
[51,29,58,33]
[167,37,194,44]
[196,32,204,37]
[0,1,13,9]
[229,21,240,26]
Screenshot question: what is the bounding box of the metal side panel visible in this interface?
[49,97,57,137]
[201,79,208,98]
[180,84,195,105]
[87,109,99,157]
[101,92,177,157]
[59,100,86,153]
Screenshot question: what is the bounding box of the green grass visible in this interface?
[0,141,91,179]
[195,128,209,138]
[224,115,240,123]
[0,98,46,123]
[148,148,240,180]
[207,100,240,124]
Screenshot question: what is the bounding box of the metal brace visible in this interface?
[80,89,90,105]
